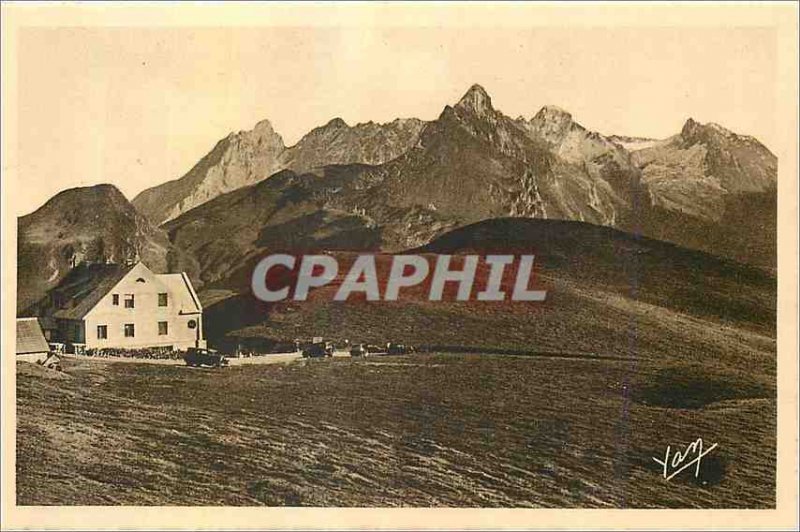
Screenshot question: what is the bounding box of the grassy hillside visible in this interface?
[16,219,776,507]
[203,219,775,378]
[17,355,775,507]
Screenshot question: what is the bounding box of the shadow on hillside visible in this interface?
[631,364,774,409]
[203,293,273,349]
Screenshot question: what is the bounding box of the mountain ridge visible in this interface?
[153,84,776,285]
[132,115,427,225]
[18,83,777,312]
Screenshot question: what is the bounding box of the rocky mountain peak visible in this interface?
[455,84,494,116]
[252,118,276,134]
[680,117,703,139]
[524,105,577,145]
[680,118,744,147]
[532,105,574,127]
[325,117,349,129]
[298,117,350,139]
[243,118,285,147]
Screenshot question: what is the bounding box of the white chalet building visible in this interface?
[50,262,204,351]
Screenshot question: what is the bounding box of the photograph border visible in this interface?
[2,2,797,529]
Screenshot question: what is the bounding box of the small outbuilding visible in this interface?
[16,317,51,362]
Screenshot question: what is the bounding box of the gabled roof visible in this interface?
[51,263,135,320]
[44,262,201,320]
[37,316,58,330]
[16,318,50,354]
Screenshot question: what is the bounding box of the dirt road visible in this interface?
[61,352,308,366]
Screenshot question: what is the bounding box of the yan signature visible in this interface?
[652,438,719,481]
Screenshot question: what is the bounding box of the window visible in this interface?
[124,294,135,308]
[112,294,119,306]
[124,324,135,337]
[97,325,107,339]
[158,293,168,307]
[158,321,168,336]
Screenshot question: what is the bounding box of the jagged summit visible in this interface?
[252,118,277,133]
[680,117,705,139]
[682,117,733,135]
[298,117,350,139]
[634,114,777,232]
[226,118,286,149]
[680,118,749,146]
[522,105,579,146]
[324,117,349,129]
[531,105,574,129]
[123,86,776,272]
[534,105,572,121]
[455,83,494,116]
[248,118,285,146]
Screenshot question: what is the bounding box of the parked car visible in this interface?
[302,342,334,358]
[366,344,386,355]
[387,343,415,355]
[184,347,229,368]
[350,343,369,357]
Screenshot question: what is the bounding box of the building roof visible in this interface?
[43,262,201,320]
[51,263,135,320]
[16,318,50,354]
[37,316,58,330]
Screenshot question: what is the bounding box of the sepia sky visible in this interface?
[14,24,778,216]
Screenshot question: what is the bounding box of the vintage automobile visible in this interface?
[349,343,369,357]
[302,341,334,358]
[387,343,416,355]
[183,347,229,368]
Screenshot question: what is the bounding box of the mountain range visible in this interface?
[131,116,426,225]
[18,84,777,316]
